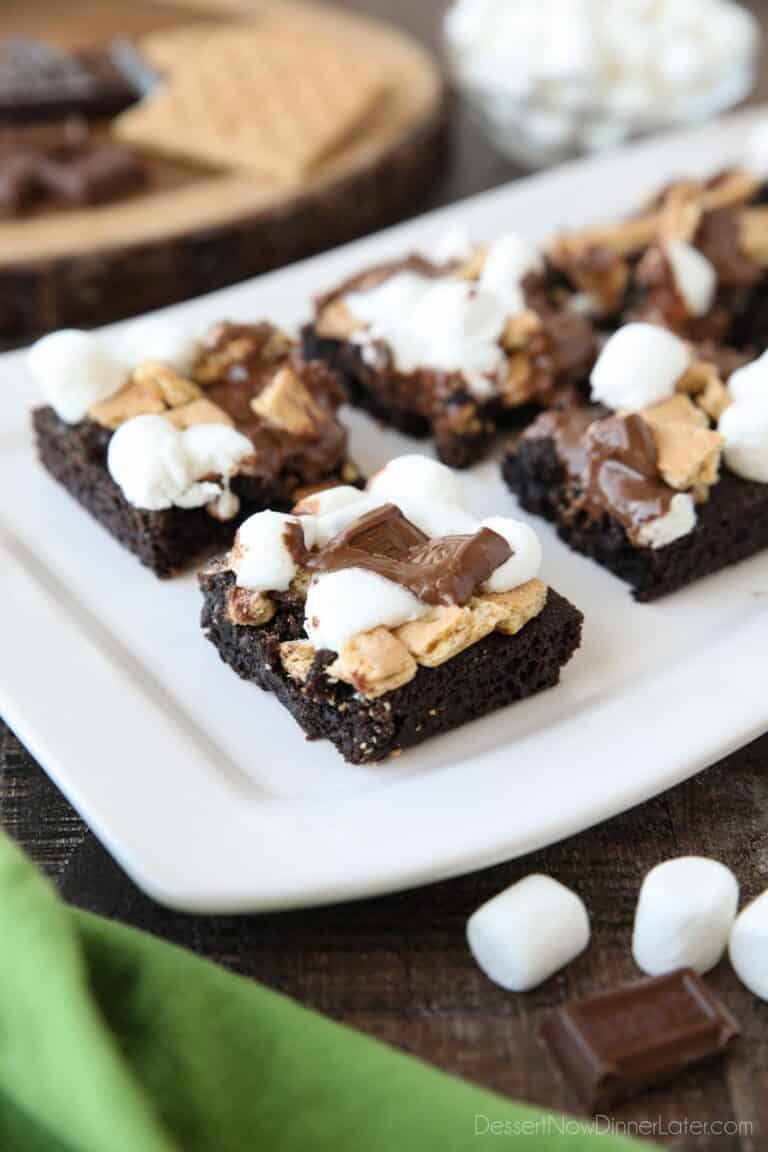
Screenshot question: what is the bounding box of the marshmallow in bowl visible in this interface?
[481,517,542,591]
[729,890,768,1001]
[665,240,717,318]
[718,351,768,483]
[114,316,199,373]
[632,857,739,976]
[467,875,590,992]
[107,414,254,515]
[233,511,310,593]
[590,323,691,411]
[304,568,426,653]
[27,329,126,424]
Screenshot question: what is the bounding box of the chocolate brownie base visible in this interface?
[33,406,351,577]
[199,567,583,764]
[502,435,768,601]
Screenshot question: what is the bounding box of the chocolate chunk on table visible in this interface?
[0,38,137,121]
[542,968,740,1111]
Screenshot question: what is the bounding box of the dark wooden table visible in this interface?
[3,2,768,1147]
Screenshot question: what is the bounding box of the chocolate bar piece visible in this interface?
[542,969,739,1111]
[0,39,137,122]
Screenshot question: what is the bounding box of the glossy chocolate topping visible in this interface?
[527,407,675,539]
[299,503,512,606]
[195,323,347,485]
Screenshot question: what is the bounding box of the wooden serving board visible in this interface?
[0,0,446,339]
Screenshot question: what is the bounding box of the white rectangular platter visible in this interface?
[2,108,768,912]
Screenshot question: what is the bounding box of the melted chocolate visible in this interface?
[300,503,512,606]
[196,323,347,485]
[526,408,675,540]
[317,254,446,312]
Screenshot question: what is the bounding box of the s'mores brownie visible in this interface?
[503,321,768,600]
[30,318,357,576]
[303,232,597,468]
[549,167,768,350]
[200,454,583,763]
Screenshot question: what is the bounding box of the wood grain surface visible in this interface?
[3,1,768,1146]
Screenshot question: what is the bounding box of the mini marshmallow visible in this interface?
[746,118,768,177]
[310,493,386,549]
[590,323,691,411]
[107,414,253,514]
[636,492,697,550]
[396,496,478,540]
[234,510,308,593]
[726,349,768,406]
[632,857,739,976]
[368,454,466,508]
[467,874,590,992]
[665,240,717,317]
[718,353,768,483]
[729,890,768,1001]
[479,232,544,314]
[294,486,364,517]
[719,401,768,483]
[305,568,426,653]
[114,316,199,373]
[27,329,126,424]
[480,517,542,591]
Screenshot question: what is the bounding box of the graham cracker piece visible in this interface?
[115,19,389,180]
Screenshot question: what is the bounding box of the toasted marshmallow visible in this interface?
[632,857,739,976]
[305,568,427,653]
[27,329,126,424]
[590,323,691,411]
[637,492,697,550]
[467,874,590,992]
[665,240,717,317]
[234,511,309,593]
[480,517,542,591]
[729,890,768,1001]
[107,414,253,515]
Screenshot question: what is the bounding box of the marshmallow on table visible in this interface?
[632,857,739,976]
[467,874,590,992]
[729,890,768,1001]
[590,323,691,411]
[27,329,126,424]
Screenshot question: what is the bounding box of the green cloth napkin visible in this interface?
[0,832,648,1152]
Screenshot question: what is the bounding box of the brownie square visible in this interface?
[502,426,768,601]
[33,405,353,577]
[200,566,583,764]
[32,323,355,577]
